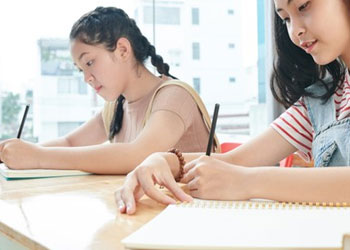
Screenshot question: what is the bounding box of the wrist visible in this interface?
[38,146,51,169]
[163,152,182,179]
[243,167,262,199]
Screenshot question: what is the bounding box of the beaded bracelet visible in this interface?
[168,148,186,182]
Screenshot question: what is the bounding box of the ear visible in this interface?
[114,37,132,61]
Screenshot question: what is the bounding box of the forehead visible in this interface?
[274,0,294,9]
[70,41,104,61]
[71,40,93,55]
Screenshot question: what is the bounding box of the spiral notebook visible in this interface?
[122,199,350,250]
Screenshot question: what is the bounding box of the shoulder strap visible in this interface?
[102,100,116,142]
[142,80,221,153]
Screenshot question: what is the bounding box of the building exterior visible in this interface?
[34,39,102,142]
[133,0,258,135]
[31,1,260,141]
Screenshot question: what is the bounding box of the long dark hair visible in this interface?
[70,6,176,140]
[270,11,346,108]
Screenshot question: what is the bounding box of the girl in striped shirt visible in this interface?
[116,0,350,214]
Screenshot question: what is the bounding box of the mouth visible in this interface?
[94,86,102,93]
[300,40,318,53]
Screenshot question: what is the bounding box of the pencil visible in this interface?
[206,103,220,156]
[17,104,30,139]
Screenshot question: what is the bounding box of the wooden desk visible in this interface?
[0,175,166,250]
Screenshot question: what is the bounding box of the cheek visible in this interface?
[287,28,299,47]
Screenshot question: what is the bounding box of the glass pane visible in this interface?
[144,0,268,143]
[0,0,269,145]
[0,1,135,142]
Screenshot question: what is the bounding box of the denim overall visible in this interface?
[304,82,350,167]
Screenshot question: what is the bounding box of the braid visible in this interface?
[109,95,125,141]
[147,44,177,79]
[70,7,176,139]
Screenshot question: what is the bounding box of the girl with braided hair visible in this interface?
[0,7,217,173]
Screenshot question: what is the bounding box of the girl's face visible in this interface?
[70,40,128,101]
[274,0,350,66]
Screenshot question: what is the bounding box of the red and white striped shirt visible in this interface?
[271,70,350,161]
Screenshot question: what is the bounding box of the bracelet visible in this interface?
[168,148,186,182]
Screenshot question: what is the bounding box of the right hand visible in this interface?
[115,152,193,215]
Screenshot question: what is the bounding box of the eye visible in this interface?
[298,1,310,11]
[86,60,93,67]
[282,17,290,25]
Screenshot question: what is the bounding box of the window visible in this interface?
[0,1,270,142]
[168,49,181,67]
[193,78,201,94]
[192,8,199,25]
[57,122,83,137]
[192,42,200,60]
[57,77,87,95]
[229,77,236,83]
[143,6,180,25]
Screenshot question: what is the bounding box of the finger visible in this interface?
[188,189,202,198]
[114,190,127,214]
[186,176,200,191]
[138,173,177,205]
[121,175,141,215]
[181,166,198,183]
[134,186,145,201]
[162,176,193,202]
[183,159,198,174]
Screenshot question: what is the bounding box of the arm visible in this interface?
[247,166,350,204]
[0,110,187,174]
[212,127,297,166]
[114,127,304,214]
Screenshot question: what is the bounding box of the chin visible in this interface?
[312,55,338,66]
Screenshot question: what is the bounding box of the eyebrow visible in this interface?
[276,0,294,12]
[78,52,89,61]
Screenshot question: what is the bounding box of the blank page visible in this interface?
[122,199,350,250]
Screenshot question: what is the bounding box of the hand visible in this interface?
[0,139,43,169]
[182,155,251,200]
[115,152,193,215]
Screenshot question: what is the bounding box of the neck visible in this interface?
[123,65,163,102]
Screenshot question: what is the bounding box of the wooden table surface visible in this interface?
[0,175,166,250]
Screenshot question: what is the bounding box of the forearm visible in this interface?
[248,167,350,203]
[40,143,148,174]
[40,137,72,147]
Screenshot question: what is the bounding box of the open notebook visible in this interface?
[0,164,90,180]
[122,199,350,250]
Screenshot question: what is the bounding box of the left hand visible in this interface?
[181,155,251,200]
[0,139,43,169]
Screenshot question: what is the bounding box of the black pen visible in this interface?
[0,104,29,164]
[17,104,30,139]
[206,103,220,156]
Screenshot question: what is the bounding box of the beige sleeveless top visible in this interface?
[102,80,220,153]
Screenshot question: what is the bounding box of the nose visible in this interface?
[83,71,94,84]
[290,18,305,39]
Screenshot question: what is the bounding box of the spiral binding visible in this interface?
[176,200,350,209]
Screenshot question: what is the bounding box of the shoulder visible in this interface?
[151,80,200,127]
[151,80,197,109]
[154,80,194,99]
